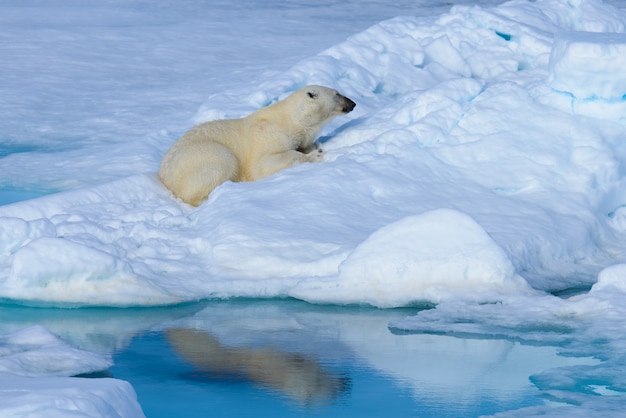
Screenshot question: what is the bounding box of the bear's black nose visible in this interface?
[342,97,356,113]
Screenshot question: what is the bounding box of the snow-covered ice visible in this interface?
[291,209,536,307]
[0,375,143,418]
[0,326,110,377]
[4,0,626,308]
[2,0,626,415]
[548,31,626,100]
[0,326,143,417]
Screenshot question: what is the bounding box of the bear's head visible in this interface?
[288,85,356,131]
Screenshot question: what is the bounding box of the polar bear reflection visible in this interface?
[166,328,350,404]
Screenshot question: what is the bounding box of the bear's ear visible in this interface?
[307,91,318,99]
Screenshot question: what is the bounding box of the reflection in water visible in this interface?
[0,301,206,353]
[0,299,600,416]
[166,328,351,404]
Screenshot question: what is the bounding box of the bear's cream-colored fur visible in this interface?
[158,85,356,206]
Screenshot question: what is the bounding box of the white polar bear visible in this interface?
[158,85,356,206]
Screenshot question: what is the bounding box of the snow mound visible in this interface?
[292,209,533,307]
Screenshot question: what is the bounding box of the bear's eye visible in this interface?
[307,91,318,99]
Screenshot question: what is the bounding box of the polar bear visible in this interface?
[158,85,356,206]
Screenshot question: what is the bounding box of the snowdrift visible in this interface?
[1,0,625,309]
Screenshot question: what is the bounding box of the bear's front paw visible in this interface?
[306,148,324,162]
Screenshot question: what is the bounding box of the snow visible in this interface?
[2,0,626,415]
[3,0,626,307]
[291,209,535,307]
[0,326,110,377]
[0,326,144,417]
[0,2,625,307]
[0,376,143,418]
[548,31,626,100]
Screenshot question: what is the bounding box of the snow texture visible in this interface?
[3,0,626,309]
[0,326,144,417]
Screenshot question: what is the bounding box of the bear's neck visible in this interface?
[256,100,319,143]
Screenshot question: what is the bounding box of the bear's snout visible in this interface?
[339,95,356,113]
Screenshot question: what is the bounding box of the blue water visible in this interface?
[0,189,44,205]
[112,332,420,418]
[0,299,560,417]
[107,301,544,418]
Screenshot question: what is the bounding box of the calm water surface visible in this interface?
[0,299,597,417]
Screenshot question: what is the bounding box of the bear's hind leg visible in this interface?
[161,142,240,206]
[184,144,240,206]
